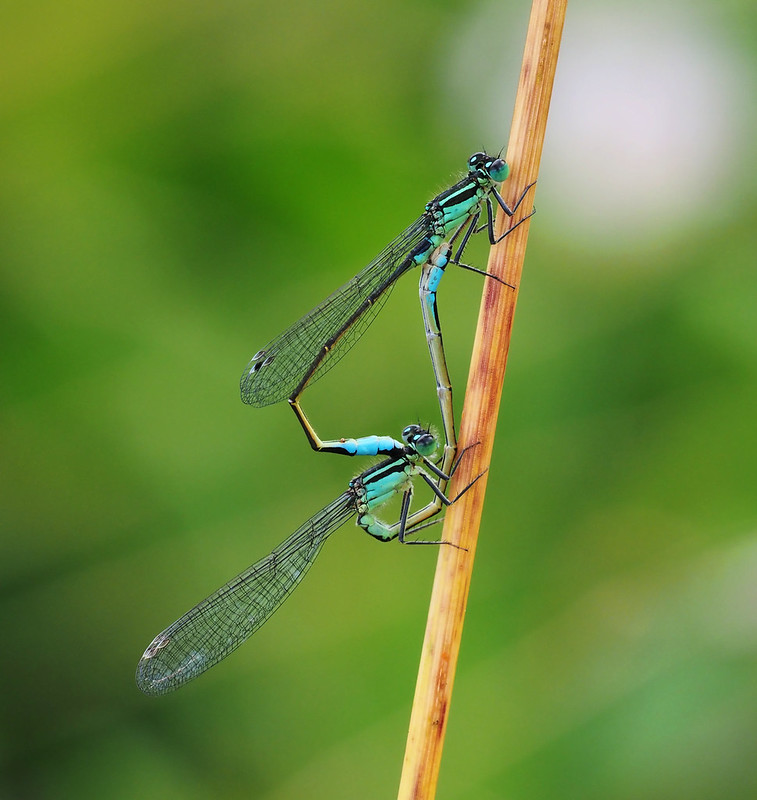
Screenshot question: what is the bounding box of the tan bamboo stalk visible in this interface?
[396,1,568,797]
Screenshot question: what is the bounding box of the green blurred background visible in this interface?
[2,1,756,798]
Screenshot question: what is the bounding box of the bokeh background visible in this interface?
[2,1,756,798]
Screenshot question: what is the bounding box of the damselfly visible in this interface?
[136,425,478,696]
[240,152,535,451]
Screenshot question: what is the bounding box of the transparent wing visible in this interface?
[136,491,356,696]
[240,217,429,406]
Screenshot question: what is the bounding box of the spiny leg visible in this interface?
[490,180,537,218]
[449,210,481,263]
[396,487,465,549]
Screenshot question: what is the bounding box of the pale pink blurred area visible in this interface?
[448,2,754,252]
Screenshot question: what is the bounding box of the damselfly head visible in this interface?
[401,424,437,457]
[468,152,509,184]
[487,157,509,183]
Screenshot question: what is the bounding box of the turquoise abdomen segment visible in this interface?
[335,435,403,457]
[426,263,446,294]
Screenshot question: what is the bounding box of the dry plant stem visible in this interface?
[396,1,568,798]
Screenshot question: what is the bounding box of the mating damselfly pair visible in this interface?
[136,152,535,695]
